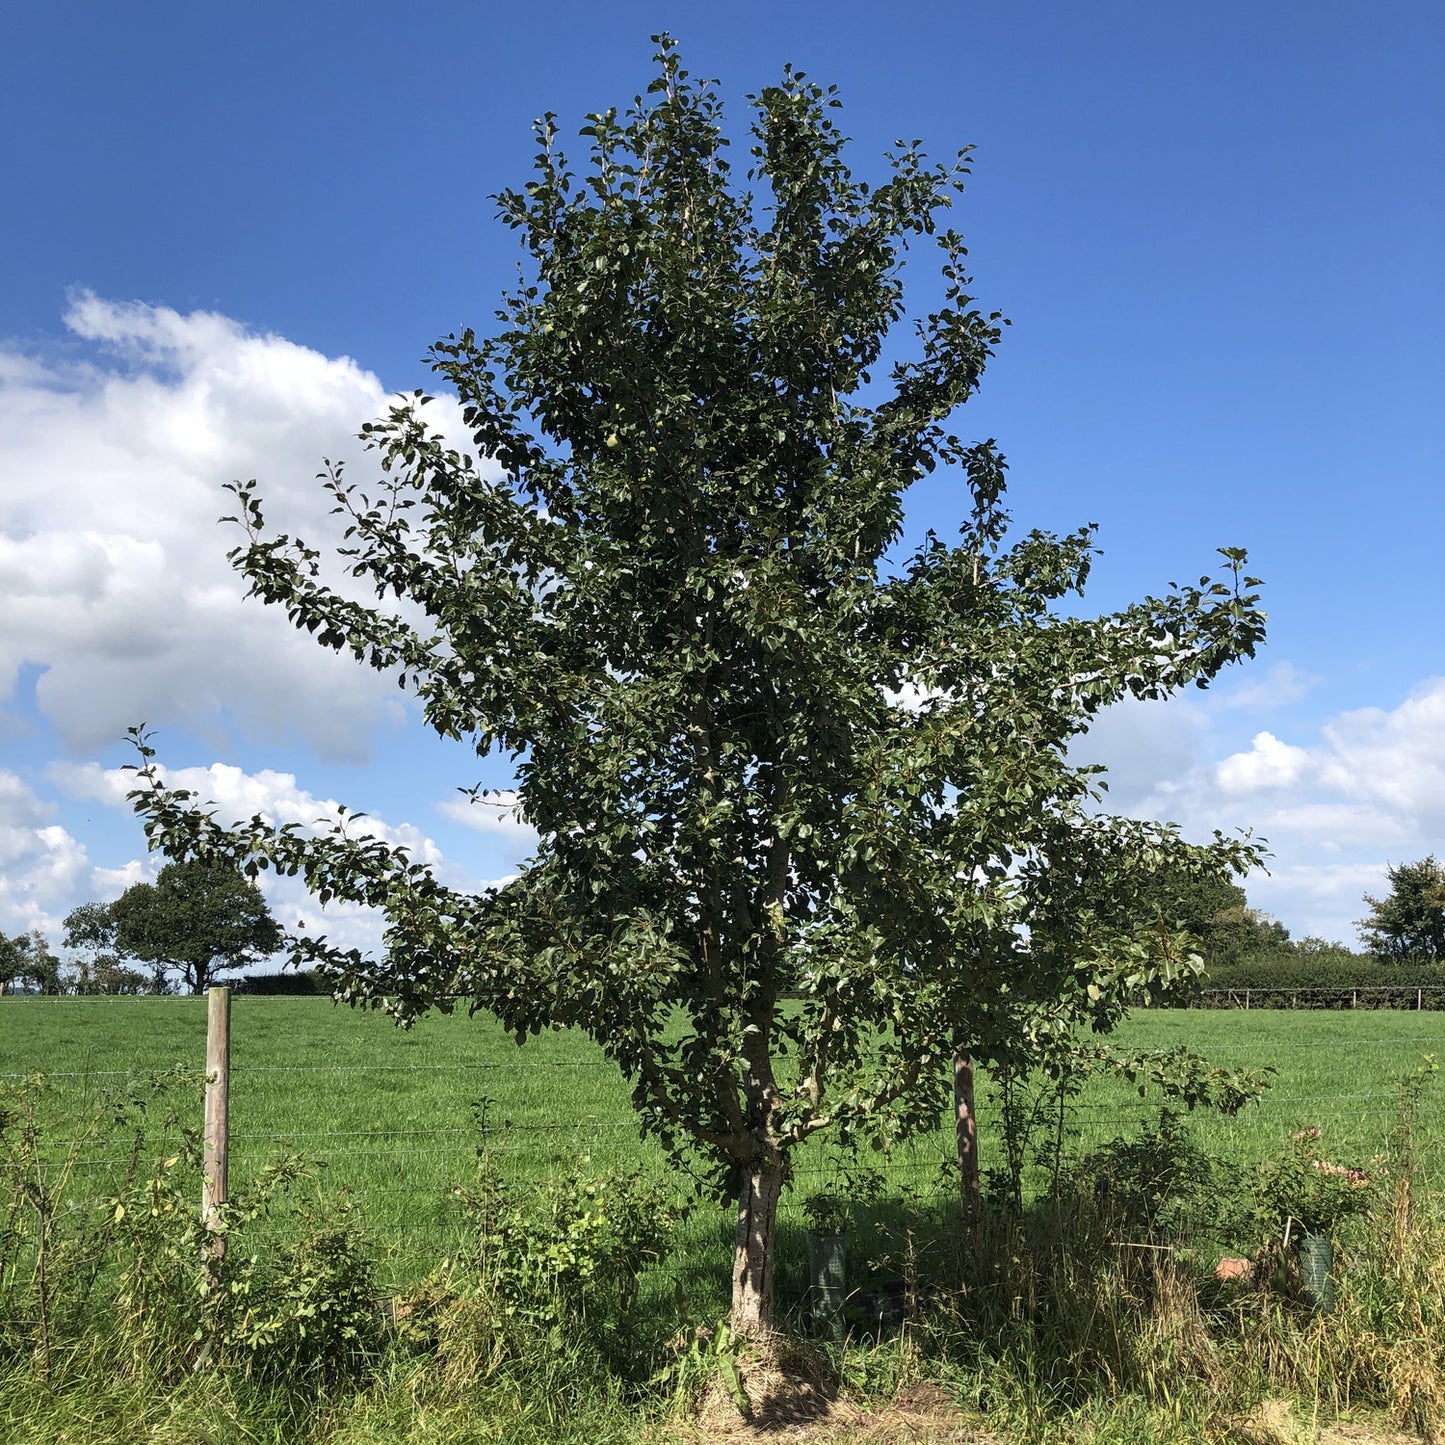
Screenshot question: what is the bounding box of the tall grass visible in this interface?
[0,1067,676,1443]
[4,1000,1445,1441]
[906,1066,1445,1441]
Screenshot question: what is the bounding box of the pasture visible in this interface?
[4,995,1440,1316]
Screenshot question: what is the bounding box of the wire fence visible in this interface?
[5,990,1442,1280]
[1195,985,1445,1011]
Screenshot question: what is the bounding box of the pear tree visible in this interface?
[130,41,1266,1333]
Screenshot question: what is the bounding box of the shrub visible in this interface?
[451,1155,685,1333]
[1058,1108,1230,1243]
[233,969,328,996]
[1254,1126,1378,1236]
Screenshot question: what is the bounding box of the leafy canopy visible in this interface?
[130,40,1266,1181]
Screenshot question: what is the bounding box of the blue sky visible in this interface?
[1,1,1441,957]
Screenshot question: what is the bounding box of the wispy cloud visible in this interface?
[1214,660,1318,711]
[435,789,537,845]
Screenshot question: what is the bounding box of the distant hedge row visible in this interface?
[232,969,329,996]
[1189,955,1445,1009]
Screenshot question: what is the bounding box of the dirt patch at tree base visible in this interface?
[681,1387,990,1442]
[672,1342,992,1443]
[1231,1398,1426,1445]
[672,1377,1428,1445]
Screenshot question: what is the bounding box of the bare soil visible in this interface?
[668,1377,1427,1445]
[665,1340,993,1443]
[1232,1398,1426,1445]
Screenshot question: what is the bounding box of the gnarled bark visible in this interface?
[953,1051,979,1218]
[731,1159,784,1335]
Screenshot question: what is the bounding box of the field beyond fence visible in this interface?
[5,994,1445,1445]
[4,995,1441,1316]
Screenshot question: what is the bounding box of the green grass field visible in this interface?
[4,996,1442,1316]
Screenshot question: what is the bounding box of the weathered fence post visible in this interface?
[202,986,231,1265]
[953,1052,980,1220]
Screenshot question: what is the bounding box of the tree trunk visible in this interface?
[953,1052,980,1218]
[731,1158,784,1335]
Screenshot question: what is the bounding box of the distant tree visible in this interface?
[110,859,284,994]
[1359,857,1445,963]
[0,930,62,994]
[1287,935,1363,966]
[1203,903,1291,971]
[1101,863,1288,972]
[0,932,21,992]
[61,900,153,994]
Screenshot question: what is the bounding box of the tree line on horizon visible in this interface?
[3,853,1442,998]
[1172,856,1445,976]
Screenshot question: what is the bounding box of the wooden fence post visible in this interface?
[953,1052,980,1221]
[202,986,231,1265]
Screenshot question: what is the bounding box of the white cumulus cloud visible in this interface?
[0,294,475,761]
[1316,684,1445,823]
[51,759,448,866]
[45,758,489,962]
[3,753,521,966]
[1216,731,1313,793]
[1080,676,1445,943]
[0,770,91,937]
